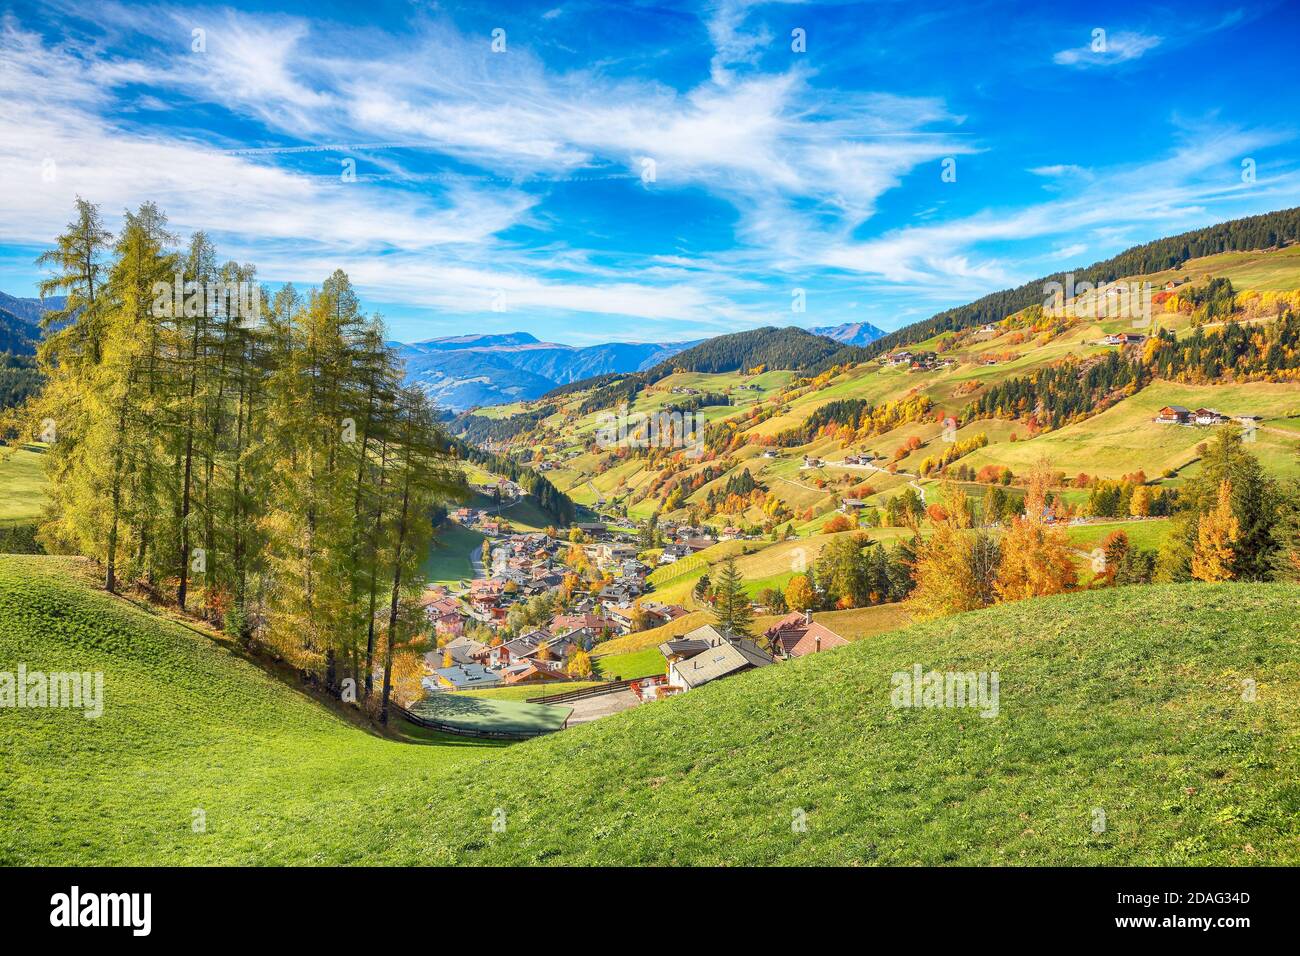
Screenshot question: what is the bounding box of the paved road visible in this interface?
[564,689,641,725]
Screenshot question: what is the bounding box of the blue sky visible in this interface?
[2,0,1298,345]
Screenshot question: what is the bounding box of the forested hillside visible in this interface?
[862,206,1300,360]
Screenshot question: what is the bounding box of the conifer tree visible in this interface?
[710,555,754,637]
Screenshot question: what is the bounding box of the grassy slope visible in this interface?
[3,555,1298,864]
[0,447,48,522]
[592,647,665,680]
[421,519,486,588]
[406,582,1300,865]
[0,556,506,865]
[963,381,1300,480]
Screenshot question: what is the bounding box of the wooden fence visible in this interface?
[526,677,644,705]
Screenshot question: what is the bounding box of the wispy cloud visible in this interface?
[1,1,1297,343]
[1053,30,1162,67]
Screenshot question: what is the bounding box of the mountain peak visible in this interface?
[409,331,542,350]
[809,321,888,347]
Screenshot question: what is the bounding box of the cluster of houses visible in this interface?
[633,612,849,701]
[1153,405,1245,427]
[1102,332,1147,347]
[655,521,731,564]
[419,518,697,692]
[840,453,878,466]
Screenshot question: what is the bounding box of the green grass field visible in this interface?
[0,447,49,522]
[0,555,507,865]
[1064,518,1173,553]
[421,520,486,588]
[964,381,1300,480]
[592,646,665,680]
[4,555,1299,865]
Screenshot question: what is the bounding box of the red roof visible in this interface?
[788,623,848,657]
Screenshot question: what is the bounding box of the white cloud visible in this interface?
[1053,30,1162,67]
[3,4,1296,342]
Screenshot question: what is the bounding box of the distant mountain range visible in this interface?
[0,288,885,411]
[809,321,887,347]
[0,292,64,354]
[393,332,697,410]
[393,322,885,411]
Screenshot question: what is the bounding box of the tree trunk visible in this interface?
[380,463,412,725]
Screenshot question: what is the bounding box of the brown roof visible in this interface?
[788,623,849,657]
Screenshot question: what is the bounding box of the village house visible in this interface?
[1155,405,1192,425]
[427,635,490,668]
[604,605,638,634]
[640,601,689,628]
[762,611,849,661]
[839,497,867,513]
[680,534,716,552]
[500,658,568,685]
[489,628,586,671]
[1102,332,1147,346]
[423,663,501,693]
[594,541,638,567]
[551,612,615,640]
[908,352,939,371]
[659,543,689,564]
[659,624,774,692]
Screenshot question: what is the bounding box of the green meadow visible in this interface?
[4,554,1297,865]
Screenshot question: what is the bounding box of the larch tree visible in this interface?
[908,482,1000,620]
[1191,479,1240,582]
[993,461,1077,602]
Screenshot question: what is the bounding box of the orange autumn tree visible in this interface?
[389,648,427,708]
[823,513,853,533]
[994,460,1077,602]
[1191,479,1239,582]
[908,483,999,620]
[784,573,816,611]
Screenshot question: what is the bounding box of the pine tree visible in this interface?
[710,555,754,636]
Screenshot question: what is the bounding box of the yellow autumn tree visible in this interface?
[390,650,427,707]
[567,649,593,679]
[994,459,1077,602]
[1191,479,1239,581]
[1129,484,1152,517]
[784,574,816,611]
[908,483,999,620]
